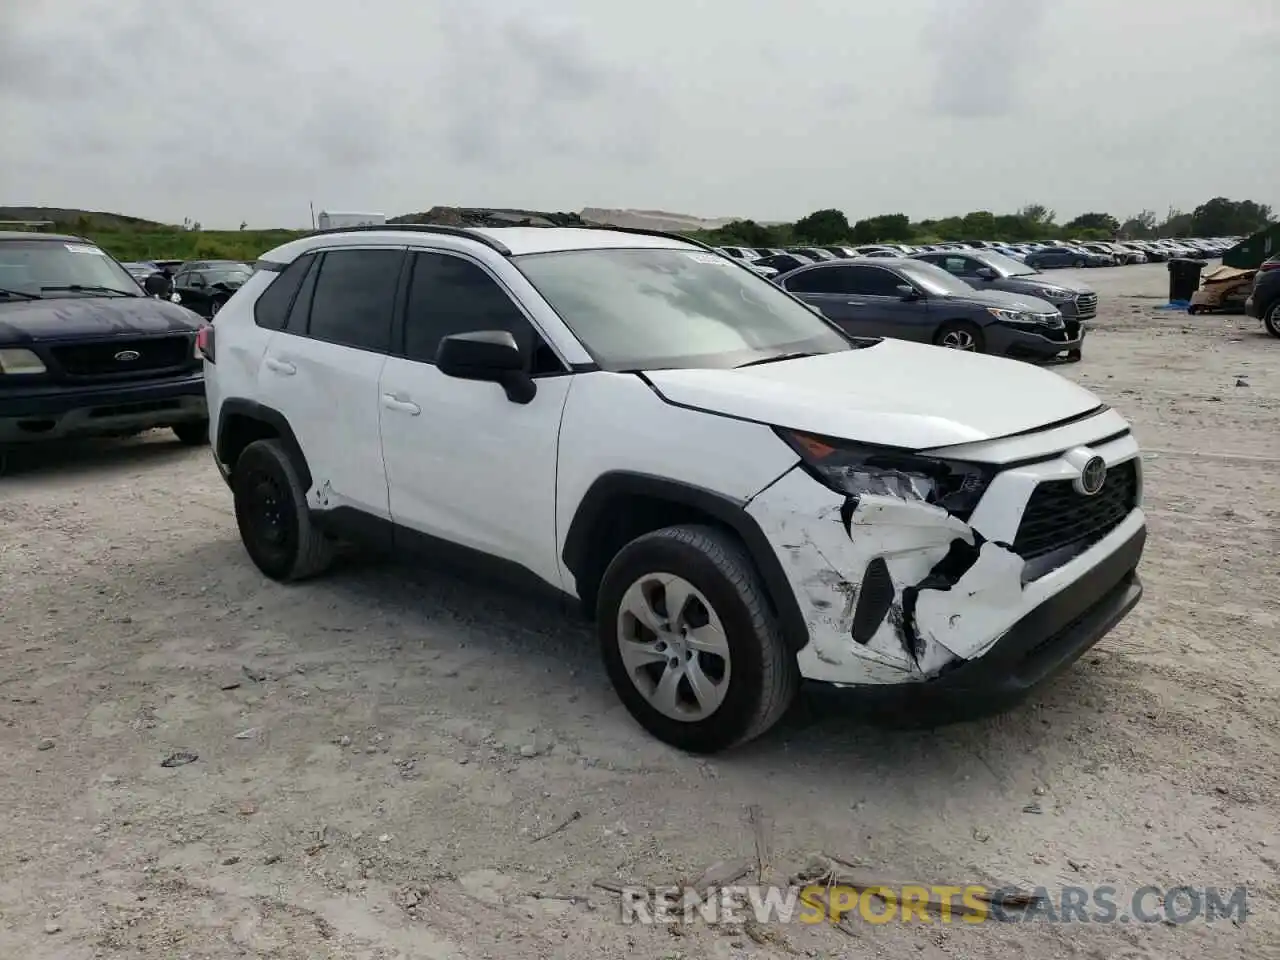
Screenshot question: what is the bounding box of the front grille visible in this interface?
[52,335,194,379]
[1074,293,1098,318]
[1013,458,1138,561]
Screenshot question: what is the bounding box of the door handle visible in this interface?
[264,358,296,376]
[846,301,866,306]
[381,394,421,416]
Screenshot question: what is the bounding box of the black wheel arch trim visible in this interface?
[216,398,312,491]
[562,471,810,652]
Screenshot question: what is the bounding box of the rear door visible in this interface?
[255,246,404,519]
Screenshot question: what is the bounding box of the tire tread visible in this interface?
[601,524,799,751]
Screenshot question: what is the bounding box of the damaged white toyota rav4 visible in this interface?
[202,225,1146,754]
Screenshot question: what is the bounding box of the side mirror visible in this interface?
[436,330,536,404]
[142,273,168,296]
[896,284,920,300]
[975,267,997,280]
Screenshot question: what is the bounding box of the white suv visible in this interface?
[201,225,1146,753]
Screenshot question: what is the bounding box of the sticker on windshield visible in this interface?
[686,252,730,265]
[64,243,107,255]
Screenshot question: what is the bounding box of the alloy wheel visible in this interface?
[615,573,731,721]
[940,329,977,351]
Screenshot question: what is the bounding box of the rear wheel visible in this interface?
[1265,302,1280,339]
[1073,259,1086,268]
[232,439,332,581]
[596,525,799,753]
[934,319,985,353]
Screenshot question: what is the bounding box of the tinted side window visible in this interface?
[253,254,314,330]
[284,254,322,333]
[402,253,556,371]
[846,266,907,297]
[304,249,401,353]
[784,267,846,294]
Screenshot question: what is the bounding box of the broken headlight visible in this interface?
[777,429,996,519]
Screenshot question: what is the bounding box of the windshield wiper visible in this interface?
[735,351,820,368]
[40,284,138,297]
[0,287,42,300]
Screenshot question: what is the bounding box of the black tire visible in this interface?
[933,319,985,353]
[209,297,227,318]
[172,419,209,446]
[1264,303,1280,340]
[231,438,332,582]
[1073,259,1085,268]
[596,525,799,754]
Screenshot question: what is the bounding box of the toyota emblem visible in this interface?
[114,350,141,362]
[1077,456,1107,496]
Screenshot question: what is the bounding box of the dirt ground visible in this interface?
[2,263,1277,959]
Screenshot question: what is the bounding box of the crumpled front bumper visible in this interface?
[744,431,1145,692]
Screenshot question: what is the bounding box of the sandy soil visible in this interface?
[1,264,1277,959]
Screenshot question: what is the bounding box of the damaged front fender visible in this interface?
[746,468,1028,686]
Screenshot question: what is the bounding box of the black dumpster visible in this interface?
[1167,258,1207,302]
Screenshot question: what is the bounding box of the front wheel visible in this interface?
[1073,259,1086,268]
[596,525,799,753]
[934,320,985,353]
[1265,303,1280,339]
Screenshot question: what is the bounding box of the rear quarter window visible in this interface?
[252,254,315,330]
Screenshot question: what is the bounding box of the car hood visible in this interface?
[643,339,1103,450]
[939,287,1058,313]
[0,295,203,344]
[993,273,1095,295]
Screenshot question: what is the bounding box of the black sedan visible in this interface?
[776,257,1083,362]
[172,261,252,318]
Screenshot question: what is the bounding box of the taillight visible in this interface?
[196,324,215,363]
[1259,259,1280,272]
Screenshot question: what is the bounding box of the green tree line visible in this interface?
[15,196,1274,263]
[688,197,1274,249]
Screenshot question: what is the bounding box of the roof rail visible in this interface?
[565,223,718,252]
[307,223,512,256]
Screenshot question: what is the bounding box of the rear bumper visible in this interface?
[0,374,206,443]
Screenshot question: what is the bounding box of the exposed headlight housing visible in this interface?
[777,430,996,519]
[0,348,46,375]
[987,307,1063,327]
[1038,287,1076,302]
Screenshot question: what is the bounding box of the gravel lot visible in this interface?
[1,264,1277,959]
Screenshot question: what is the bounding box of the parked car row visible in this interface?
[120,258,253,317]
[716,237,1240,275]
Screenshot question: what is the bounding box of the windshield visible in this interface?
[0,239,141,297]
[514,247,854,370]
[200,267,251,285]
[895,260,978,297]
[978,250,1037,277]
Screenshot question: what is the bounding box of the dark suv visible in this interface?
[0,232,208,463]
[1245,255,1280,338]
[912,249,1098,321]
[776,257,1082,361]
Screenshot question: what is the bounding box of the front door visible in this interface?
[377,250,571,589]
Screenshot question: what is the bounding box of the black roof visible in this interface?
[0,230,87,243]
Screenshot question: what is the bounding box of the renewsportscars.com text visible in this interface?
[620,884,1249,926]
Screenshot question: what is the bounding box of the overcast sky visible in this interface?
[2,0,1276,229]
